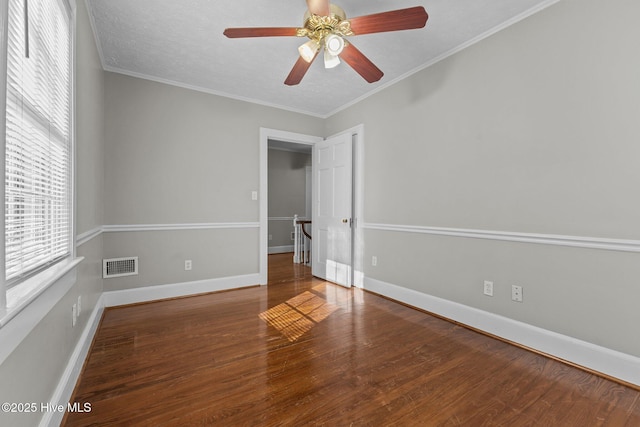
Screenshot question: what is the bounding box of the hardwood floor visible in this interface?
[63,253,640,426]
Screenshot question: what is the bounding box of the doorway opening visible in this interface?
[259,126,364,288]
[266,139,312,260]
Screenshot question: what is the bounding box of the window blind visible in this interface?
[4,0,72,285]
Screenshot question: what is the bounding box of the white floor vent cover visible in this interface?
[103,257,138,278]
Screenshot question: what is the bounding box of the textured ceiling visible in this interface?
[86,0,558,118]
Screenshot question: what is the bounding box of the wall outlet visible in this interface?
[185,260,192,271]
[371,256,377,266]
[291,232,295,241]
[269,234,273,241]
[512,285,523,302]
[251,191,258,201]
[483,280,494,297]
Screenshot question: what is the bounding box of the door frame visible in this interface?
[259,125,364,287]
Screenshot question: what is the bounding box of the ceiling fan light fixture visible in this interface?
[324,49,340,69]
[298,39,319,62]
[224,3,428,85]
[325,34,345,56]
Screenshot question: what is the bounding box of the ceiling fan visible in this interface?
[223,0,428,86]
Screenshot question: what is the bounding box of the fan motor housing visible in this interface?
[303,4,346,25]
[300,4,352,40]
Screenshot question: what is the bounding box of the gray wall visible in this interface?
[268,148,311,249]
[102,73,323,290]
[326,0,640,357]
[0,0,106,425]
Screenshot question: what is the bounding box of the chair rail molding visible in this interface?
[363,223,640,253]
[76,222,260,247]
[103,222,260,232]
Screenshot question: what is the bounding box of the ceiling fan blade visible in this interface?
[348,6,428,35]
[284,52,319,86]
[223,27,300,38]
[306,0,330,16]
[339,43,383,83]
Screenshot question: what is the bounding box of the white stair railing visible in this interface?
[293,214,311,265]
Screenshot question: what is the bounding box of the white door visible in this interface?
[312,133,352,287]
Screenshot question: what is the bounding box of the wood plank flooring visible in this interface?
[63,253,640,426]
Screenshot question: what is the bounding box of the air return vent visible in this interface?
[103,257,138,278]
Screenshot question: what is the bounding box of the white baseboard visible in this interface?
[268,245,294,254]
[103,274,261,307]
[364,277,640,387]
[41,294,105,427]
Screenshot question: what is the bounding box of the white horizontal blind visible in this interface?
[4,0,71,285]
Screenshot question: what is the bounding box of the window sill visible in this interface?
[0,257,84,328]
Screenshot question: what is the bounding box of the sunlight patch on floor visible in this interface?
[312,283,363,310]
[259,291,339,342]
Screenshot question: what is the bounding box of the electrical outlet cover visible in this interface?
[483,280,493,296]
[512,285,523,302]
